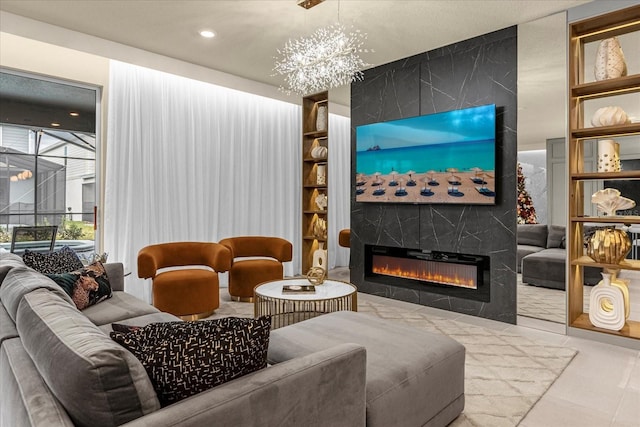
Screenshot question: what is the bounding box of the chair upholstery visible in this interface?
[339,229,351,248]
[137,242,231,319]
[219,236,293,301]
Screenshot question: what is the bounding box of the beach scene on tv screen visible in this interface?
[355,104,496,205]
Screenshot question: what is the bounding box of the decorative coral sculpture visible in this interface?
[591,188,636,217]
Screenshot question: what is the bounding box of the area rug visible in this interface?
[210,286,577,427]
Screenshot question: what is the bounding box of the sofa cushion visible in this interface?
[517,224,548,247]
[521,248,566,290]
[82,291,160,326]
[22,245,84,274]
[103,262,125,292]
[16,288,161,427]
[0,252,25,285]
[268,311,465,427]
[0,267,75,322]
[97,312,180,335]
[111,316,271,407]
[1,339,75,427]
[45,261,112,310]
[547,225,566,249]
[0,302,18,345]
[516,245,544,273]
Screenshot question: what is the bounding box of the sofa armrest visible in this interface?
[104,262,125,292]
[122,343,366,427]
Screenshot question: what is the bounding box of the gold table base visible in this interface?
[254,281,357,329]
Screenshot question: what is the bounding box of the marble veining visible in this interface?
[351,26,518,324]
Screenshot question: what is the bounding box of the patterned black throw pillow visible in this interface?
[23,245,84,274]
[111,316,271,407]
[46,261,112,310]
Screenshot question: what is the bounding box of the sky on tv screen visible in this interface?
[356,104,496,175]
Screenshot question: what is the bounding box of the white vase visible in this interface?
[312,243,328,272]
[589,272,626,331]
[317,164,327,185]
[609,270,630,319]
[597,139,620,172]
[316,105,327,131]
[594,37,627,81]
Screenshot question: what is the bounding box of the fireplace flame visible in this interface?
[372,256,477,289]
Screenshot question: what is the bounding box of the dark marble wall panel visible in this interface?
[350,26,518,324]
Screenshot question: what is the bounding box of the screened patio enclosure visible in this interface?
[0,127,96,254]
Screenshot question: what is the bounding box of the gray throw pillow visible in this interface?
[547,225,566,249]
[111,316,271,406]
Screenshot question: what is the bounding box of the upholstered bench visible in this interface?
[267,311,465,427]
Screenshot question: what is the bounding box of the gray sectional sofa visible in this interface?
[517,224,601,290]
[0,252,465,427]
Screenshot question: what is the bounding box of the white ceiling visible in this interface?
[0,0,598,149]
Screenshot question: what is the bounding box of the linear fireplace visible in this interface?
[365,245,490,302]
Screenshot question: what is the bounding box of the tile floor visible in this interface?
[352,291,639,426]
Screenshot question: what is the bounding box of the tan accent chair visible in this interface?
[137,242,231,320]
[339,229,351,248]
[219,236,293,302]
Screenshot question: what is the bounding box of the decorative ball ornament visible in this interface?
[306,266,326,285]
[586,227,632,264]
[591,106,629,127]
[594,37,627,81]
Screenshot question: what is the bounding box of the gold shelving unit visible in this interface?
[301,91,329,273]
[567,5,640,342]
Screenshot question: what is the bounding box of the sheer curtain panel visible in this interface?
[105,61,304,301]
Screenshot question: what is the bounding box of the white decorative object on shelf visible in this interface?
[311,145,328,159]
[589,272,626,331]
[591,188,636,217]
[315,193,328,210]
[591,106,630,127]
[597,139,621,172]
[316,105,328,131]
[317,164,327,185]
[312,242,328,272]
[594,37,627,81]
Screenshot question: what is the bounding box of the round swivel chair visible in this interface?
[137,241,231,320]
[219,236,293,302]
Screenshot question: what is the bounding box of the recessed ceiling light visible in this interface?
[51,122,60,127]
[199,30,216,39]
[69,111,79,117]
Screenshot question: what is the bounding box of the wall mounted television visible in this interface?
[355,104,496,205]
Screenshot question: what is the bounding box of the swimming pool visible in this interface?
[1,240,95,256]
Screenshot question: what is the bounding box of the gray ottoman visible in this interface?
[268,311,465,427]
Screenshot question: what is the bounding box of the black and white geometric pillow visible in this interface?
[111,316,271,406]
[23,245,84,274]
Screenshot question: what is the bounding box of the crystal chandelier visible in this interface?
[273,23,370,95]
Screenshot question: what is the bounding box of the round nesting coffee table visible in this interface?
[254,279,357,329]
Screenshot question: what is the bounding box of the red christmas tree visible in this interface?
[517,163,538,224]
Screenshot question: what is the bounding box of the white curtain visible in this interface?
[105,61,350,302]
[329,114,351,268]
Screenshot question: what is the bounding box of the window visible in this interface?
[0,71,99,255]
